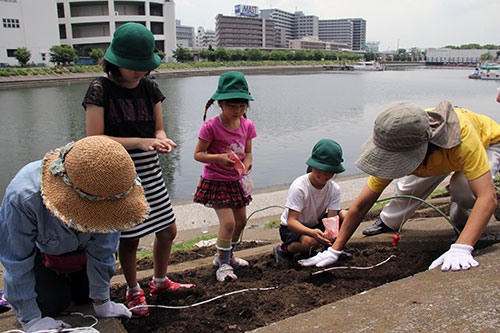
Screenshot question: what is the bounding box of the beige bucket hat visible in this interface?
[355,100,461,179]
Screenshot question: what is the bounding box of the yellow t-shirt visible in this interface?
[367,107,500,193]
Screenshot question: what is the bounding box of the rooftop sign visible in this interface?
[235,4,259,17]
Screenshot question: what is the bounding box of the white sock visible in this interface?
[153,277,167,285]
[127,284,141,293]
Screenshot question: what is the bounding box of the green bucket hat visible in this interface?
[306,139,345,174]
[211,71,254,101]
[104,22,161,71]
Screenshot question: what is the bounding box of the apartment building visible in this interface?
[57,0,176,59]
[176,19,194,47]
[260,8,294,48]
[260,8,366,51]
[318,18,366,51]
[196,26,216,48]
[0,0,60,66]
[260,9,320,48]
[0,0,176,66]
[294,11,318,40]
[215,14,275,49]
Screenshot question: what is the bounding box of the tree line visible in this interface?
[173,46,362,63]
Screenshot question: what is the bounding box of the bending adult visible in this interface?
[0,136,150,332]
[300,100,500,271]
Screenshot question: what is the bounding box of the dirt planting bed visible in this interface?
[112,242,454,333]
[111,192,499,332]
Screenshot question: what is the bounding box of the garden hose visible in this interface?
[373,195,461,236]
[241,193,460,243]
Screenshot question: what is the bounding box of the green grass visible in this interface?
[134,233,217,260]
[428,188,447,198]
[264,219,281,229]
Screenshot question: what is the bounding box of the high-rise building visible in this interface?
[319,18,366,51]
[260,8,294,48]
[176,19,194,47]
[294,11,318,40]
[196,26,216,48]
[260,8,321,48]
[351,18,366,51]
[0,0,177,66]
[215,14,275,49]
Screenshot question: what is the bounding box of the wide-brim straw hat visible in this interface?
[355,101,431,179]
[40,136,150,233]
[104,22,161,71]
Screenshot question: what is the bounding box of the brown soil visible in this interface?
[111,243,457,333]
[111,191,499,332]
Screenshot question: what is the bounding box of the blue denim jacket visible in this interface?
[0,161,120,324]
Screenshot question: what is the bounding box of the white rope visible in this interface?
[311,254,397,275]
[1,312,100,333]
[129,286,277,311]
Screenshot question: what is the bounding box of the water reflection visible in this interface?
[1,68,499,202]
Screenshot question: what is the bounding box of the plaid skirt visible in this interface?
[194,177,252,209]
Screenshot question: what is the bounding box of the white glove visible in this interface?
[22,316,70,333]
[428,244,479,271]
[298,247,343,267]
[93,300,132,318]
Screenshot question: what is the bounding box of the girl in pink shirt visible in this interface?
[194,71,257,282]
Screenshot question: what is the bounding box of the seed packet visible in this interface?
[229,151,246,175]
[322,216,340,241]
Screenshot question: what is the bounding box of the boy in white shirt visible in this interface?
[274,139,347,262]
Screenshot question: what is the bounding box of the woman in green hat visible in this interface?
[83,22,193,317]
[194,71,257,282]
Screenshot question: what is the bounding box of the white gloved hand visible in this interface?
[22,316,70,333]
[93,300,132,318]
[428,244,479,271]
[298,247,343,267]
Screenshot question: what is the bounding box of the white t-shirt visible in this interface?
[280,174,341,227]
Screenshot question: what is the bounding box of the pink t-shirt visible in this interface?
[198,115,257,181]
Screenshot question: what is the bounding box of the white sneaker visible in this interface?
[213,253,249,268]
[216,264,237,282]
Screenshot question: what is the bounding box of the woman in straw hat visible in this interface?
[300,101,500,272]
[83,22,193,316]
[0,136,149,332]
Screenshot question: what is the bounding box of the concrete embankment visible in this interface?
[0,62,430,90]
[0,64,326,90]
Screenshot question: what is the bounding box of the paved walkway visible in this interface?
[2,175,500,332]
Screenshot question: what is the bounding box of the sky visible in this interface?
[175,0,500,51]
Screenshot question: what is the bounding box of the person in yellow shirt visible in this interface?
[299,100,500,271]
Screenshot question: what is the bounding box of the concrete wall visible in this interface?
[0,0,60,66]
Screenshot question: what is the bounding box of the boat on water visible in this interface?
[351,61,384,71]
[468,69,500,80]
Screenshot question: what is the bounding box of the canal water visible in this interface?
[1,68,499,203]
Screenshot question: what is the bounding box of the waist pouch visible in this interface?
[42,250,87,274]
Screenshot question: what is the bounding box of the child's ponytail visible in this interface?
[203,98,215,121]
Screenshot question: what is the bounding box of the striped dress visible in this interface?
[120,150,175,239]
